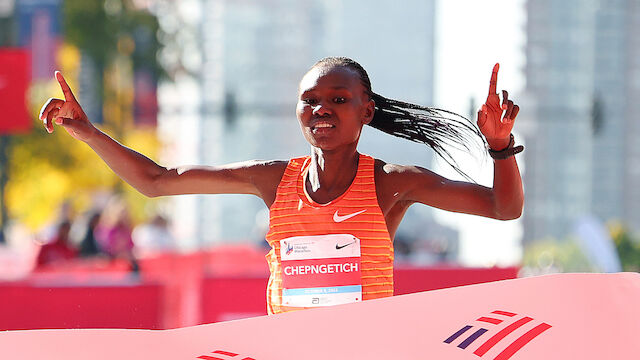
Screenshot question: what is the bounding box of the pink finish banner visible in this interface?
[1,273,638,359]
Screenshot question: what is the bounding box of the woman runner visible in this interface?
[39,57,523,314]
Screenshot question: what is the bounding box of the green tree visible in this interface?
[522,237,595,274]
[609,222,640,272]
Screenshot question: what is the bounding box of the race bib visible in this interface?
[280,234,362,307]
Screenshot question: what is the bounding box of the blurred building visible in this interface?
[521,0,640,242]
[624,1,640,232]
[156,0,458,253]
[15,0,62,81]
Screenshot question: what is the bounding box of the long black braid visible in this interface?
[312,57,487,181]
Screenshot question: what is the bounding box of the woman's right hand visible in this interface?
[39,71,97,142]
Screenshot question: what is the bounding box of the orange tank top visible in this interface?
[265,153,394,314]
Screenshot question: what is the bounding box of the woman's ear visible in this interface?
[363,99,375,125]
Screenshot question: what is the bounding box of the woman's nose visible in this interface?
[312,103,331,116]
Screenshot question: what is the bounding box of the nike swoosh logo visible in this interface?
[336,241,356,250]
[333,209,366,223]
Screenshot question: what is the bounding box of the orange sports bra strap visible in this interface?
[279,157,307,185]
[354,154,375,187]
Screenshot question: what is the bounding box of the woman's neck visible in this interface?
[306,146,360,203]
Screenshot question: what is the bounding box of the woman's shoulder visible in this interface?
[371,157,442,193]
[243,159,289,177]
[371,157,434,177]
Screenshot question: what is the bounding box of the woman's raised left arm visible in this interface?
[476,63,524,219]
[383,63,523,220]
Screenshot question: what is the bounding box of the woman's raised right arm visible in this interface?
[40,71,285,203]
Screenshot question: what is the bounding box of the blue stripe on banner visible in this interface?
[444,325,473,344]
[458,328,488,349]
[283,285,362,296]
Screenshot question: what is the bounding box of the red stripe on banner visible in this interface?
[241,358,256,360]
[213,350,238,357]
[473,317,533,356]
[491,310,517,317]
[494,323,552,360]
[477,317,503,324]
[197,356,225,360]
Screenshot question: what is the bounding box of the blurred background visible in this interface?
[0,0,638,330]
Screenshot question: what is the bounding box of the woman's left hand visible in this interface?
[477,63,519,150]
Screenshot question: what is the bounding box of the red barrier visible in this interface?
[201,277,269,322]
[0,280,163,330]
[139,252,207,328]
[394,266,519,295]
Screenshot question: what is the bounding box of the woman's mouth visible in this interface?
[311,122,335,133]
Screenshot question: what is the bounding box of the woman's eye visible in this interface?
[303,98,317,105]
[333,97,346,103]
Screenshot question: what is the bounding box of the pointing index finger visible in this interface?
[55,71,77,102]
[488,63,499,95]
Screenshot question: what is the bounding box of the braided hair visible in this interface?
[311,56,486,181]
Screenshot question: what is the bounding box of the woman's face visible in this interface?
[296,66,374,151]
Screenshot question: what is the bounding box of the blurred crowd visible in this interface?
[33,196,175,272]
